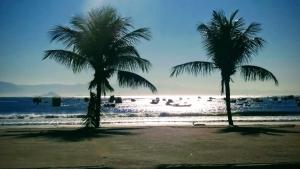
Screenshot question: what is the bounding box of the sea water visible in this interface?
[0,95,300,127]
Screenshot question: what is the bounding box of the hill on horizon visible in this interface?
[0,81,89,97]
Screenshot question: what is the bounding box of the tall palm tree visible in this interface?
[43,7,157,128]
[170,10,278,126]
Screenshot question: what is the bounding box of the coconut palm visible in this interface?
[43,7,157,128]
[170,10,278,126]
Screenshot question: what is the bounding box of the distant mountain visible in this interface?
[0,81,21,94]
[0,81,89,97]
[39,91,60,97]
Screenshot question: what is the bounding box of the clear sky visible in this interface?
[0,0,300,96]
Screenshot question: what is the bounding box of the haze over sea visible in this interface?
[1,95,300,127]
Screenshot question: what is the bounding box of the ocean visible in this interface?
[1,95,300,127]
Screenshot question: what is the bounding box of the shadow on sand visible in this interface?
[22,166,113,169]
[216,126,299,136]
[155,163,300,169]
[1,127,142,142]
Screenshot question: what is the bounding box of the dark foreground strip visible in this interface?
[156,163,300,169]
[6,162,300,169]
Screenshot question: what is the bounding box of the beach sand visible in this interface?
[0,125,300,169]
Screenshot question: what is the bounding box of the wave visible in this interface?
[1,111,300,120]
[0,113,85,120]
[2,117,300,127]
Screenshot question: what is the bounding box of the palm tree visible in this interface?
[43,6,157,128]
[170,10,278,126]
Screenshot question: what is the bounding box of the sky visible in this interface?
[0,0,300,96]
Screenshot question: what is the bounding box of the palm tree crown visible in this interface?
[171,10,278,125]
[44,6,157,127]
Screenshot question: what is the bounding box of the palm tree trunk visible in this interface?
[225,79,234,126]
[95,84,101,128]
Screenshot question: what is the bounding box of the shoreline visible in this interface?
[2,114,300,128]
[1,121,300,129]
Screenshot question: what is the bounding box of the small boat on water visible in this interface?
[207,99,212,102]
[253,98,263,102]
[108,95,122,103]
[166,99,192,107]
[237,97,247,101]
[207,97,215,102]
[150,98,160,104]
[172,103,192,107]
[166,99,174,105]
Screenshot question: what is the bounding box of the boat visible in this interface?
[166,99,174,105]
[167,100,192,107]
[150,98,160,104]
[172,103,192,107]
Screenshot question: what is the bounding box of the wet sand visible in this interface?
[0,125,300,168]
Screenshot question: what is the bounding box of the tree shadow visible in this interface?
[24,166,113,169]
[1,127,143,142]
[216,126,299,136]
[155,163,300,169]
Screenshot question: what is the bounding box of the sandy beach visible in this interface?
[0,125,300,169]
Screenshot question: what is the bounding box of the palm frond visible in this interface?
[70,16,87,32]
[117,71,157,93]
[232,17,245,30]
[197,23,211,36]
[102,77,115,95]
[103,79,114,92]
[49,25,80,48]
[240,65,278,85]
[110,55,151,72]
[87,6,117,28]
[118,27,151,45]
[221,79,225,94]
[229,10,239,24]
[244,22,262,36]
[212,10,227,26]
[89,71,115,93]
[112,45,141,58]
[170,61,216,77]
[233,35,265,65]
[44,50,89,73]
[88,78,97,90]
